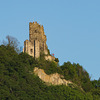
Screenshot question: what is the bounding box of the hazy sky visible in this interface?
[0,0,100,80]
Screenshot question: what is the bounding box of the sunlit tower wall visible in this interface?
[24,22,48,59]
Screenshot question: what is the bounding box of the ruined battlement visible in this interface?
[29,22,45,36]
[29,22,46,47]
[23,22,55,61]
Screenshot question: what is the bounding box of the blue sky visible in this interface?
[0,0,100,80]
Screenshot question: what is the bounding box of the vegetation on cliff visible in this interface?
[0,37,100,100]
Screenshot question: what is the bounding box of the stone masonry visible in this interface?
[23,22,55,61]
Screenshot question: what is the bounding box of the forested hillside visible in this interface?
[0,43,100,99]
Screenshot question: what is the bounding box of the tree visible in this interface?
[3,35,20,53]
[55,58,59,62]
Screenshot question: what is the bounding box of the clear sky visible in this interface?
[0,0,100,80]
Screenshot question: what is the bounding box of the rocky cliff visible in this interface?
[34,67,72,86]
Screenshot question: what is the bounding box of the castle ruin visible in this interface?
[23,22,55,61]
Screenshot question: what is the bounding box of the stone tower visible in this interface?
[24,22,55,61]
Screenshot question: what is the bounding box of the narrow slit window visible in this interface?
[30,49,33,54]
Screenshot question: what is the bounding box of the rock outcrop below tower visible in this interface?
[34,67,72,86]
[23,22,55,61]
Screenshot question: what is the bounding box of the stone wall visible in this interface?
[45,55,55,61]
[24,40,34,57]
[35,40,40,58]
[29,22,47,53]
[24,22,55,61]
[34,67,72,86]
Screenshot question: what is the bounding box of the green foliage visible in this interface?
[55,58,59,62]
[91,78,100,89]
[0,45,100,100]
[60,62,93,92]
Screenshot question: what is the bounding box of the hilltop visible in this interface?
[0,22,100,99]
[0,43,100,100]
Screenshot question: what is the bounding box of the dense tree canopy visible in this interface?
[0,44,100,100]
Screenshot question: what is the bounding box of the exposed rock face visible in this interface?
[34,67,72,86]
[23,22,55,61]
